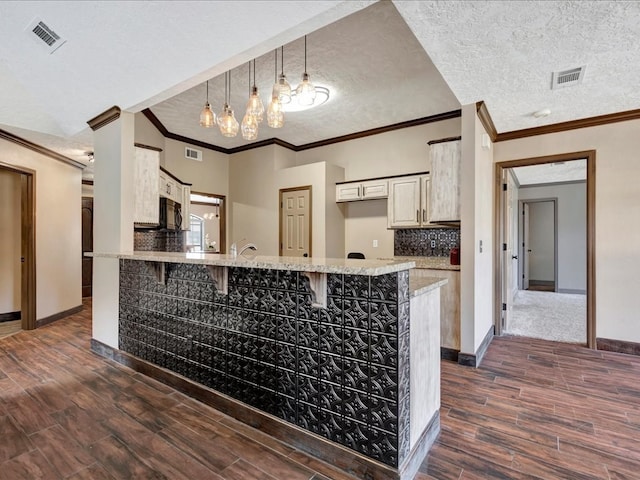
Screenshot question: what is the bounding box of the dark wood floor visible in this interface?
[2,301,640,479]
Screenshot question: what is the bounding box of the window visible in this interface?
[187,214,204,250]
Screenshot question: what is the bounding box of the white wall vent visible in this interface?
[551,66,586,89]
[26,18,66,53]
[185,147,203,161]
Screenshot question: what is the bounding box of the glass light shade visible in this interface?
[277,73,292,104]
[241,112,258,140]
[218,104,239,137]
[267,96,284,128]
[295,73,316,106]
[199,102,216,127]
[246,86,265,123]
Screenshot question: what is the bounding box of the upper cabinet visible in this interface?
[387,175,431,228]
[159,169,181,203]
[428,138,461,223]
[336,179,388,202]
[133,147,160,224]
[180,185,191,231]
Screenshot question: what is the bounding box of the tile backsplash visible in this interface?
[394,228,460,257]
[134,230,185,252]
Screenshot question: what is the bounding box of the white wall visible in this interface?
[495,118,640,343]
[519,182,587,292]
[296,118,462,258]
[460,104,494,355]
[526,200,556,283]
[0,138,82,320]
[0,169,21,313]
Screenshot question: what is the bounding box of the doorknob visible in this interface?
[303,253,308,257]
[512,255,518,260]
[527,249,532,252]
[20,257,25,263]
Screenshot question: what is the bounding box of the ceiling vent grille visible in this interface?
[551,66,585,89]
[26,18,66,53]
[185,147,203,161]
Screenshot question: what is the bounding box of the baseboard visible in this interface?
[36,304,83,328]
[398,412,440,480]
[458,325,494,367]
[529,280,555,286]
[596,337,640,357]
[440,347,459,362]
[0,311,20,323]
[91,339,403,480]
[557,288,586,295]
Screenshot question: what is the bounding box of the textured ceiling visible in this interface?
[149,1,459,149]
[512,159,586,186]
[1,1,639,169]
[395,0,640,132]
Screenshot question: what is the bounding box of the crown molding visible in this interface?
[143,108,462,155]
[87,106,122,131]
[0,128,84,169]
[495,107,640,142]
[475,101,498,142]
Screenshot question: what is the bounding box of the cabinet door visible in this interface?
[336,183,362,202]
[166,178,178,202]
[421,176,431,225]
[429,140,461,222]
[361,179,388,199]
[159,171,168,199]
[133,147,159,223]
[387,177,421,228]
[180,185,191,230]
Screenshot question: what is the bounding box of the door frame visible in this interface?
[190,191,226,254]
[279,186,312,257]
[518,198,558,292]
[495,150,595,348]
[0,162,36,330]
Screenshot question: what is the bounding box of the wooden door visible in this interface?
[280,187,311,257]
[82,197,93,297]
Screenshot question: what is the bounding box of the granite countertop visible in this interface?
[409,276,448,297]
[88,251,415,276]
[379,256,461,271]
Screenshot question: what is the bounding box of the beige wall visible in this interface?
[495,119,640,344]
[0,138,82,320]
[0,169,21,313]
[460,104,494,355]
[297,118,462,258]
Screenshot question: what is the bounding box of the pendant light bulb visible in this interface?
[267,95,284,128]
[276,46,291,104]
[245,59,265,123]
[241,112,259,140]
[219,104,239,137]
[199,81,216,127]
[295,35,316,106]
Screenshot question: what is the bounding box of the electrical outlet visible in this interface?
[430,240,436,248]
[372,239,378,248]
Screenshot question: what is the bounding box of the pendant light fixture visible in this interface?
[199,80,216,128]
[241,62,259,140]
[218,71,239,137]
[295,35,316,106]
[276,46,292,104]
[245,59,265,122]
[267,49,284,128]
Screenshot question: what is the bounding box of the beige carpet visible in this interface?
[505,290,586,344]
[0,320,21,339]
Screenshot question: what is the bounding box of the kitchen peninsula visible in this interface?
[89,251,445,480]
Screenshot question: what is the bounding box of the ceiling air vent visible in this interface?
[551,66,586,89]
[26,18,66,53]
[185,147,203,162]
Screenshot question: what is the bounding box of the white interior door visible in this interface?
[523,203,530,290]
[502,170,518,330]
[280,187,311,258]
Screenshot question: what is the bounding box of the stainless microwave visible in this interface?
[159,197,182,231]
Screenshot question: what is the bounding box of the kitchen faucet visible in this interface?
[230,239,257,258]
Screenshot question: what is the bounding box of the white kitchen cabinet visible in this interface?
[387,175,431,228]
[133,147,160,224]
[180,185,191,231]
[159,170,180,202]
[429,139,461,222]
[336,179,388,202]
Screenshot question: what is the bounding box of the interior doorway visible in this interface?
[519,199,557,292]
[188,192,226,254]
[0,162,36,331]
[279,186,312,257]
[82,197,93,297]
[496,151,595,348]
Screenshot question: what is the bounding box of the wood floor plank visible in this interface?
[90,435,167,480]
[0,449,61,479]
[220,458,278,480]
[0,414,34,463]
[29,424,95,477]
[50,404,112,447]
[66,462,116,480]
